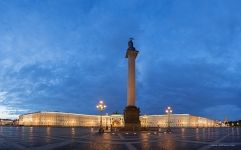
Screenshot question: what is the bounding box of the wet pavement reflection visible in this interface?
[0,126,241,150]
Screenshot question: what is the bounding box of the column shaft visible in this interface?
[127,55,136,106]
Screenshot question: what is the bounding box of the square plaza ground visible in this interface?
[0,126,240,150]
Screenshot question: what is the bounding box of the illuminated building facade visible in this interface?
[19,112,216,127]
[0,119,14,125]
[140,114,216,127]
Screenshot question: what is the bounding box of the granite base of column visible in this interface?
[122,106,141,131]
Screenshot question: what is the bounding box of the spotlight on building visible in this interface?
[96,100,107,133]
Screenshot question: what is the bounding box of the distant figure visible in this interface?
[128,38,134,48]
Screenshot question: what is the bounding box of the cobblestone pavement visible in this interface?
[0,126,240,150]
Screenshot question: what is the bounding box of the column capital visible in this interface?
[125,49,139,58]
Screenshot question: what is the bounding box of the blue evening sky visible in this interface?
[0,0,241,120]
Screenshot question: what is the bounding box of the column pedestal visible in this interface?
[123,106,141,131]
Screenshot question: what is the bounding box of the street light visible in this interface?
[96,100,107,133]
[105,113,108,130]
[165,106,172,132]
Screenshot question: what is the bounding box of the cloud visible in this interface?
[0,105,28,119]
[203,105,241,120]
[0,91,8,102]
[0,0,241,120]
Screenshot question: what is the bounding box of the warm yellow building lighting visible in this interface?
[18,112,217,128]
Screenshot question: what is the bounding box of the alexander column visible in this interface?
[124,38,141,130]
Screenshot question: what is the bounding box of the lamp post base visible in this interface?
[98,127,104,133]
[166,127,172,133]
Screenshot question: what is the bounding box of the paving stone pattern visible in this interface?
[0,126,240,150]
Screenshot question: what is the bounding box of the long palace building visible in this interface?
[18,112,216,127]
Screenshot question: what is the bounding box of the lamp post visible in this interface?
[165,106,172,133]
[105,113,108,130]
[96,100,107,133]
